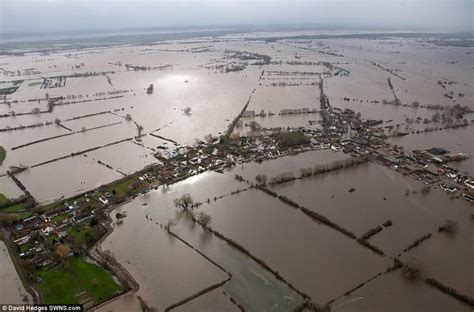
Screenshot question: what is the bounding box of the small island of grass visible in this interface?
[0,146,6,165]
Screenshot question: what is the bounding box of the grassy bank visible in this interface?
[36,256,121,304]
[0,146,5,165]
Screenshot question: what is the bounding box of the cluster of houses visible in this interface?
[241,107,318,118]
[368,143,473,200]
[11,197,101,269]
[318,98,474,202]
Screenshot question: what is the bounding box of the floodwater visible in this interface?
[1,31,473,310]
[17,155,122,204]
[274,162,472,255]
[173,287,239,312]
[197,188,389,304]
[174,215,304,311]
[101,201,229,311]
[0,175,24,199]
[1,34,472,204]
[98,169,305,311]
[0,240,32,304]
[399,231,474,298]
[330,270,470,312]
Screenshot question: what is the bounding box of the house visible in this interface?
[98,196,109,205]
[463,190,474,202]
[374,154,391,166]
[73,211,93,223]
[41,226,54,236]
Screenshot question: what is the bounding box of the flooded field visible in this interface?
[101,201,229,311]
[197,188,389,304]
[0,241,32,304]
[330,270,470,312]
[274,162,472,254]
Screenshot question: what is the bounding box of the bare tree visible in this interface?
[419,185,431,195]
[204,134,214,143]
[401,258,422,281]
[173,193,194,210]
[249,120,261,131]
[438,219,458,234]
[146,84,154,94]
[196,211,212,228]
[164,219,176,232]
[255,174,268,186]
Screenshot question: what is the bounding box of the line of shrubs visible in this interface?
[269,156,369,185]
[401,233,432,254]
[256,185,385,256]
[360,225,383,241]
[32,137,133,168]
[425,278,474,307]
[209,227,311,301]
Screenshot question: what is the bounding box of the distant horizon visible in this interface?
[1,0,472,34]
[2,23,471,36]
[0,24,471,43]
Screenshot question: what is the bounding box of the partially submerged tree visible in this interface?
[173,193,194,210]
[196,211,212,228]
[438,219,458,234]
[146,84,154,94]
[419,185,431,195]
[204,134,214,143]
[255,174,268,186]
[164,219,176,232]
[401,258,422,281]
[249,120,261,131]
[136,124,144,136]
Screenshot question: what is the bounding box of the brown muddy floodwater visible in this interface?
[1,33,473,311]
[330,270,470,312]
[101,202,229,311]
[273,162,472,255]
[0,241,32,304]
[197,188,389,304]
[98,170,304,311]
